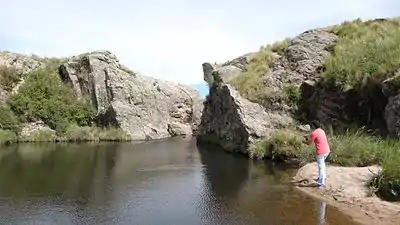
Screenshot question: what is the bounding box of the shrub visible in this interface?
[7,68,95,134]
[249,129,314,162]
[0,66,20,92]
[0,129,18,144]
[369,143,400,201]
[249,127,394,167]
[270,38,291,55]
[283,84,301,104]
[324,18,400,90]
[0,105,20,133]
[328,129,387,166]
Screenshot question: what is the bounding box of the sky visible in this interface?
[1,0,399,97]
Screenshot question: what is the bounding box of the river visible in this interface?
[0,138,359,225]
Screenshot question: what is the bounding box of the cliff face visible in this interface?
[0,50,202,141]
[197,78,293,153]
[59,51,203,140]
[197,18,400,153]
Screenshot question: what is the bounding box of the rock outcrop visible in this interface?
[59,51,202,140]
[197,19,400,150]
[203,53,254,86]
[0,51,44,74]
[197,28,337,152]
[19,121,57,141]
[197,71,294,153]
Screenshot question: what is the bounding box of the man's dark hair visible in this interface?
[311,120,322,129]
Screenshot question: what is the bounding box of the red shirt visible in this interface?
[307,128,330,155]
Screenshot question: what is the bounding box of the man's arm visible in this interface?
[303,133,313,145]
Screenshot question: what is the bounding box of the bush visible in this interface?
[270,38,291,55]
[369,141,400,201]
[283,84,301,104]
[328,130,388,166]
[249,129,314,162]
[0,130,18,144]
[249,128,396,167]
[7,68,95,134]
[0,105,20,133]
[324,18,400,90]
[0,66,20,92]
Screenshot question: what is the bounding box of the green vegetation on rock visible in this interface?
[370,149,400,201]
[229,39,291,103]
[0,130,18,144]
[324,18,400,90]
[0,105,20,133]
[0,66,20,92]
[0,54,132,143]
[229,46,276,103]
[7,68,95,134]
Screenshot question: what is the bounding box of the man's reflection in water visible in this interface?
[317,201,327,225]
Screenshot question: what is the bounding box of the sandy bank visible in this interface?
[293,162,400,225]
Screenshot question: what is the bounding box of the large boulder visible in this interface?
[59,51,202,140]
[203,53,254,86]
[384,93,400,137]
[197,29,338,152]
[197,71,294,154]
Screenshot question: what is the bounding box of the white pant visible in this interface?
[316,153,329,186]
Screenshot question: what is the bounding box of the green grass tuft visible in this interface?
[60,125,132,142]
[228,38,292,103]
[324,18,400,90]
[249,129,314,162]
[0,105,20,133]
[0,130,18,144]
[228,46,276,103]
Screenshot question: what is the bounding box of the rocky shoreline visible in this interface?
[196,17,400,221]
[293,163,400,225]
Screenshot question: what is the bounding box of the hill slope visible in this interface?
[196,17,400,202]
[0,50,203,142]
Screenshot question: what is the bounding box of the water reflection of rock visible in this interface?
[0,143,118,202]
[111,138,197,183]
[196,144,251,224]
[197,144,249,198]
[196,146,354,224]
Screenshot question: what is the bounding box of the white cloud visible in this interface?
[0,0,399,84]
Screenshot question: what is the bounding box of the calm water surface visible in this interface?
[0,138,359,225]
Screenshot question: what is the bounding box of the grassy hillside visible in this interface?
[325,18,400,90]
[228,39,291,104]
[228,17,400,201]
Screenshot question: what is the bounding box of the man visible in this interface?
[303,120,331,189]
